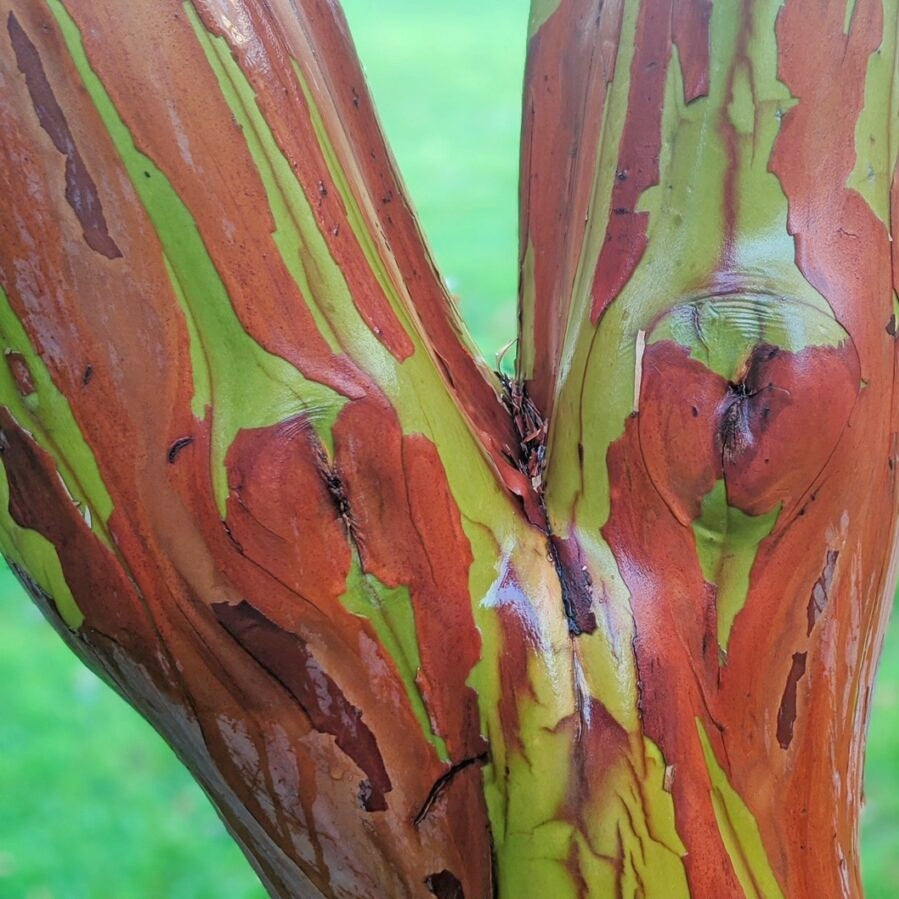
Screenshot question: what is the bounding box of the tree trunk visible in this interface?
[1,0,897,895]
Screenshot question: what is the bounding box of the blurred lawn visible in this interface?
[0,1,896,896]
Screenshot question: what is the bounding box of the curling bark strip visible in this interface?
[0,0,898,896]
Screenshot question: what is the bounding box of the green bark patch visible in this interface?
[528,0,562,38]
[692,479,780,653]
[0,462,82,628]
[649,295,850,383]
[847,0,899,227]
[0,285,113,547]
[339,564,449,763]
[696,719,785,899]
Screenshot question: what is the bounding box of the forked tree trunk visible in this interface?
[1,0,897,896]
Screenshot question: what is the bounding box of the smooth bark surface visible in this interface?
[1,1,898,896]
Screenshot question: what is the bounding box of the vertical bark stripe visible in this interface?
[194,1,415,362]
[589,0,673,325]
[696,720,786,898]
[7,13,121,259]
[518,0,626,411]
[333,397,484,759]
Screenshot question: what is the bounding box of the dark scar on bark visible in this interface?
[413,751,489,826]
[807,549,838,635]
[167,437,194,464]
[357,779,381,812]
[82,365,94,386]
[221,519,244,553]
[548,534,597,636]
[496,369,595,634]
[5,353,36,397]
[212,600,392,810]
[425,869,465,899]
[7,13,122,260]
[777,651,807,749]
[718,345,780,461]
[311,438,359,542]
[719,382,755,459]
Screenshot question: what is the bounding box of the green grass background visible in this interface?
[1,1,897,895]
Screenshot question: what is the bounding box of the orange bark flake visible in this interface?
[225,418,352,606]
[333,398,484,760]
[672,0,712,104]
[637,339,861,521]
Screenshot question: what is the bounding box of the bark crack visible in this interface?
[497,369,597,635]
[413,751,489,826]
[311,437,365,553]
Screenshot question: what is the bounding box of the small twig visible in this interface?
[496,371,548,497]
